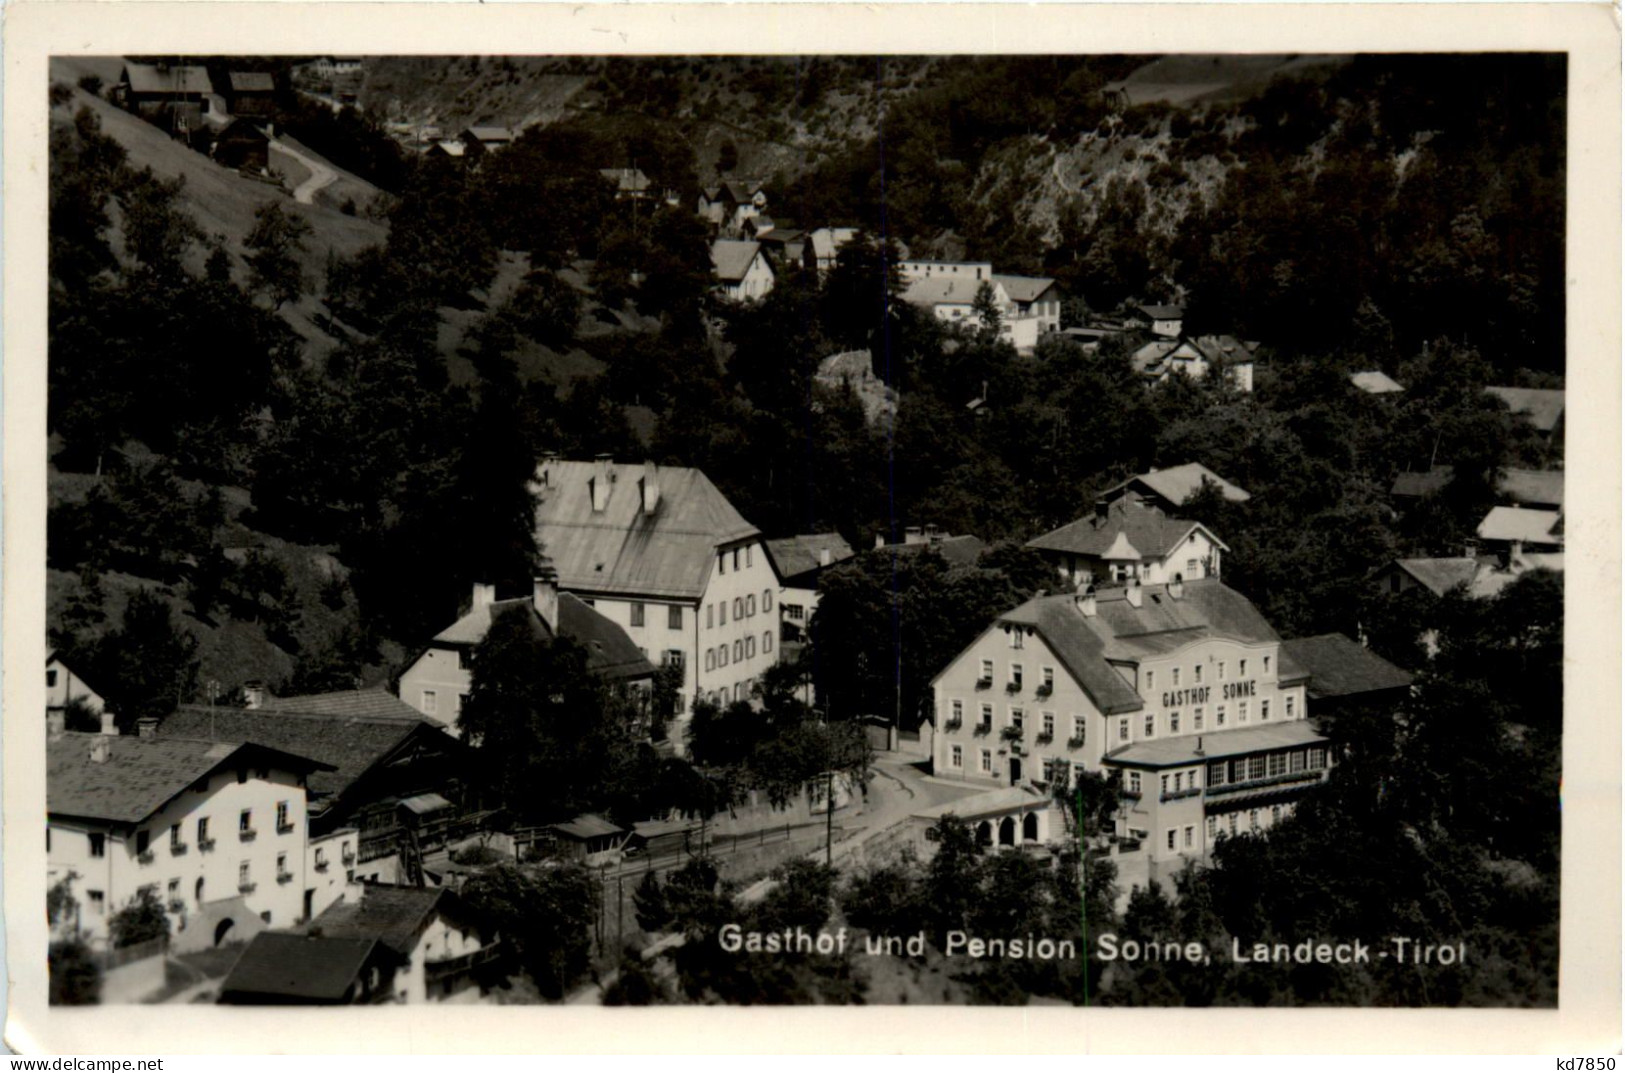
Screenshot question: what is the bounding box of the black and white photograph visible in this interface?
[5,1,1620,1055]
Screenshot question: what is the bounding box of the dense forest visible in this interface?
[46,53,1564,1005]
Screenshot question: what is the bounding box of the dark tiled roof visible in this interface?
[1101,463,1251,509]
[1174,335,1255,366]
[993,580,1285,716]
[158,705,449,806]
[1027,497,1224,560]
[1389,558,1477,597]
[220,932,391,1002]
[122,63,213,95]
[991,275,1057,304]
[1280,634,1414,699]
[1499,468,1564,508]
[881,534,986,567]
[1136,303,1184,319]
[711,240,764,283]
[551,813,625,840]
[1106,720,1325,768]
[1391,468,1452,499]
[310,885,473,956]
[262,689,426,722]
[764,533,855,585]
[532,460,759,601]
[228,71,275,93]
[430,595,653,680]
[47,733,331,826]
[1486,387,1565,432]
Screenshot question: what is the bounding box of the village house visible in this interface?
[1128,303,1185,338]
[754,227,809,268]
[1373,544,1564,602]
[1389,465,1563,511]
[1097,462,1251,515]
[397,573,655,735]
[806,226,858,273]
[698,179,767,231]
[47,727,332,952]
[1027,494,1228,590]
[211,117,272,174]
[114,61,217,140]
[1350,370,1405,395]
[598,167,652,201]
[427,140,466,161]
[46,649,107,729]
[993,274,1063,335]
[763,533,855,647]
[1486,386,1565,440]
[457,125,517,159]
[710,239,776,302]
[218,931,401,1005]
[158,690,467,896]
[544,814,629,865]
[1477,505,1563,554]
[875,525,987,567]
[1279,633,1414,723]
[307,884,500,1004]
[929,577,1323,873]
[530,456,780,746]
[224,71,277,119]
[898,259,994,285]
[1167,335,1258,392]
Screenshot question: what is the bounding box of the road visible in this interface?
[269,139,337,205]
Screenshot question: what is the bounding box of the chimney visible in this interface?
[471,582,497,609]
[904,526,925,545]
[48,710,66,741]
[1126,579,1143,609]
[90,737,111,764]
[590,454,613,513]
[818,547,832,567]
[639,462,660,515]
[244,681,266,710]
[533,560,560,633]
[1075,586,1097,618]
[136,716,159,740]
[1168,573,1185,600]
[99,709,118,736]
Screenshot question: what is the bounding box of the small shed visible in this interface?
[548,813,627,863]
[212,117,271,174]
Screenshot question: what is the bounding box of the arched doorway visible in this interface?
[1023,812,1040,842]
[998,816,1016,846]
[976,821,993,846]
[214,918,235,947]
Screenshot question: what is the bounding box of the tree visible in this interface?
[90,589,199,733]
[108,887,170,948]
[602,950,671,1005]
[243,200,312,309]
[716,139,738,174]
[632,870,670,933]
[460,863,594,999]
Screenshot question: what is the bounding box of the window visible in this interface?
[733,640,743,663]
[717,552,725,575]
[786,604,804,621]
[1160,774,1170,795]
[1075,764,1088,785]
[763,632,773,654]
[240,809,253,834]
[1042,712,1055,738]
[763,590,773,611]
[316,847,327,869]
[980,750,992,774]
[422,691,437,714]
[1228,814,1238,835]
[705,649,716,671]
[1286,696,1296,719]
[1263,656,1271,674]
[745,635,756,659]
[1239,701,1249,724]
[746,595,756,617]
[1009,629,1024,650]
[1248,755,1266,780]
[1164,829,1176,851]
[1268,753,1286,776]
[665,649,685,670]
[1218,661,1226,681]
[1193,707,1204,731]
[1249,810,1259,831]
[1169,711,1180,734]
[951,700,964,723]
[1208,761,1225,787]
[1173,772,1182,792]
[167,878,180,902]
[1119,718,1130,742]
[707,604,714,629]
[239,862,251,887]
[1172,667,1181,687]
[979,659,994,682]
[1216,705,1226,728]
[1230,759,1247,783]
[1271,805,1282,825]
[1127,772,1141,794]
[277,852,289,876]
[1145,670,1154,691]
[1143,714,1155,738]
[1239,659,1247,676]
[979,704,993,729]
[1010,708,1024,731]
[746,546,753,568]
[1072,716,1085,743]
[1189,768,1201,789]
[1184,825,1194,849]
[1194,664,1203,684]
[276,801,291,832]
[197,817,209,844]
[733,597,744,619]
[732,549,740,571]
[1261,699,1270,721]
[136,830,150,855]
[719,601,727,625]
[88,890,104,912]
[630,602,646,627]
[1187,558,1199,577]
[1308,748,1327,770]
[1041,667,1054,690]
[1207,816,1217,838]
[1009,664,1023,689]
[951,745,963,767]
[1290,750,1305,773]
[170,824,182,849]
[718,645,728,668]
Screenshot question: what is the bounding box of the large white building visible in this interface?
[47,729,332,950]
[531,456,780,745]
[929,577,1326,869]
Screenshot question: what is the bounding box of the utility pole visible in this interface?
[825,769,834,867]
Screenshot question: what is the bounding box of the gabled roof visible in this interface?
[432,140,466,157]
[1130,340,1180,376]
[1172,335,1255,366]
[1499,468,1564,508]
[764,533,855,586]
[1106,719,1324,769]
[598,167,650,193]
[259,689,426,722]
[1279,634,1413,699]
[47,733,332,827]
[221,932,393,1002]
[1386,557,1478,597]
[464,125,516,143]
[1027,497,1227,561]
[532,459,760,601]
[1390,467,1452,499]
[227,71,276,93]
[992,275,1057,304]
[46,649,111,702]
[1100,463,1251,509]
[880,534,987,567]
[980,579,1284,716]
[551,813,625,840]
[808,227,858,260]
[428,593,653,681]
[1477,506,1563,545]
[901,276,1001,308]
[710,240,766,283]
[311,884,475,956]
[1350,370,1405,394]
[1135,303,1184,320]
[158,703,451,808]
[1486,387,1565,432]
[121,63,213,95]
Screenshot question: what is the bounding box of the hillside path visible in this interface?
[270,139,337,204]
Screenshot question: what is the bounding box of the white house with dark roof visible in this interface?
[710,239,775,302]
[397,573,654,736]
[806,226,858,273]
[47,730,333,950]
[307,884,497,1004]
[1098,463,1251,515]
[929,577,1320,871]
[763,533,855,646]
[1028,495,1228,590]
[992,274,1062,334]
[1131,303,1184,338]
[531,456,779,745]
[46,649,107,730]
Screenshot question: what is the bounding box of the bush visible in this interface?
[77,74,104,96]
[49,940,101,1005]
